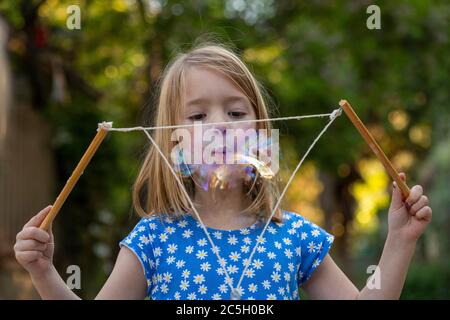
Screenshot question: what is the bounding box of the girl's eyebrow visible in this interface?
[186,97,208,107]
[224,95,249,105]
[186,95,249,107]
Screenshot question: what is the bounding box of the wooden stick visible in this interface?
[39,122,112,231]
[339,100,410,199]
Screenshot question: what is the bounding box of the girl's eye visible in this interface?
[228,111,246,118]
[188,114,206,121]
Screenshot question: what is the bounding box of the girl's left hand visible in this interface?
[388,172,432,243]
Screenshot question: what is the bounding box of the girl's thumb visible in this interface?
[391,173,406,210]
[391,181,403,209]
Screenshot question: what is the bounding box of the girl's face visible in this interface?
[179,66,258,190]
[181,66,256,128]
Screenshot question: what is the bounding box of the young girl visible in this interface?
[14,44,432,300]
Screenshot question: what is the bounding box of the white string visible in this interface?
[99,107,342,299]
[105,112,336,132]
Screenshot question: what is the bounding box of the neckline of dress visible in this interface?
[185,213,264,233]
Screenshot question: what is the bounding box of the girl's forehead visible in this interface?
[184,66,249,104]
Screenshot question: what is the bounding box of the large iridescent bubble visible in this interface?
[173,135,276,191]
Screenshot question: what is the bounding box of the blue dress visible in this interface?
[119,210,334,300]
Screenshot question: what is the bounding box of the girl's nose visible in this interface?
[207,113,231,134]
[214,124,228,135]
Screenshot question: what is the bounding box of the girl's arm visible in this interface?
[303,173,432,299]
[15,206,147,300]
[303,238,416,299]
[30,265,81,300]
[95,247,147,299]
[31,247,147,300]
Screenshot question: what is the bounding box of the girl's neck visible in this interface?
[192,182,257,230]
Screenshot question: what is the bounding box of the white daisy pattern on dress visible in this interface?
[119,210,334,299]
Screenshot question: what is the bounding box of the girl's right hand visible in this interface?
[14,205,55,276]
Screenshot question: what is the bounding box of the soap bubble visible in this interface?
[173,133,277,191]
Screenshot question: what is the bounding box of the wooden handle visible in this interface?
[339,100,410,199]
[39,122,112,231]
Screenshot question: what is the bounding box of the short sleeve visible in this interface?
[297,216,334,287]
[119,218,156,291]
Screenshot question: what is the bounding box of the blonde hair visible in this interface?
[132,42,283,223]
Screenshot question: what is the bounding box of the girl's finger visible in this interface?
[14,239,47,252]
[405,185,423,207]
[415,206,432,221]
[48,224,54,238]
[410,195,429,216]
[15,251,43,263]
[16,227,51,243]
[24,205,53,228]
[391,180,404,211]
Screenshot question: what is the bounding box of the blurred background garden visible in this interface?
[0,0,449,299]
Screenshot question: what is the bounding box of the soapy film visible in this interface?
[173,136,276,191]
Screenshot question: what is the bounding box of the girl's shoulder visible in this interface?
[129,213,189,234]
[278,210,334,241]
[278,210,317,229]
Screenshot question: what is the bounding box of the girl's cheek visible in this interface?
[235,123,258,151]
